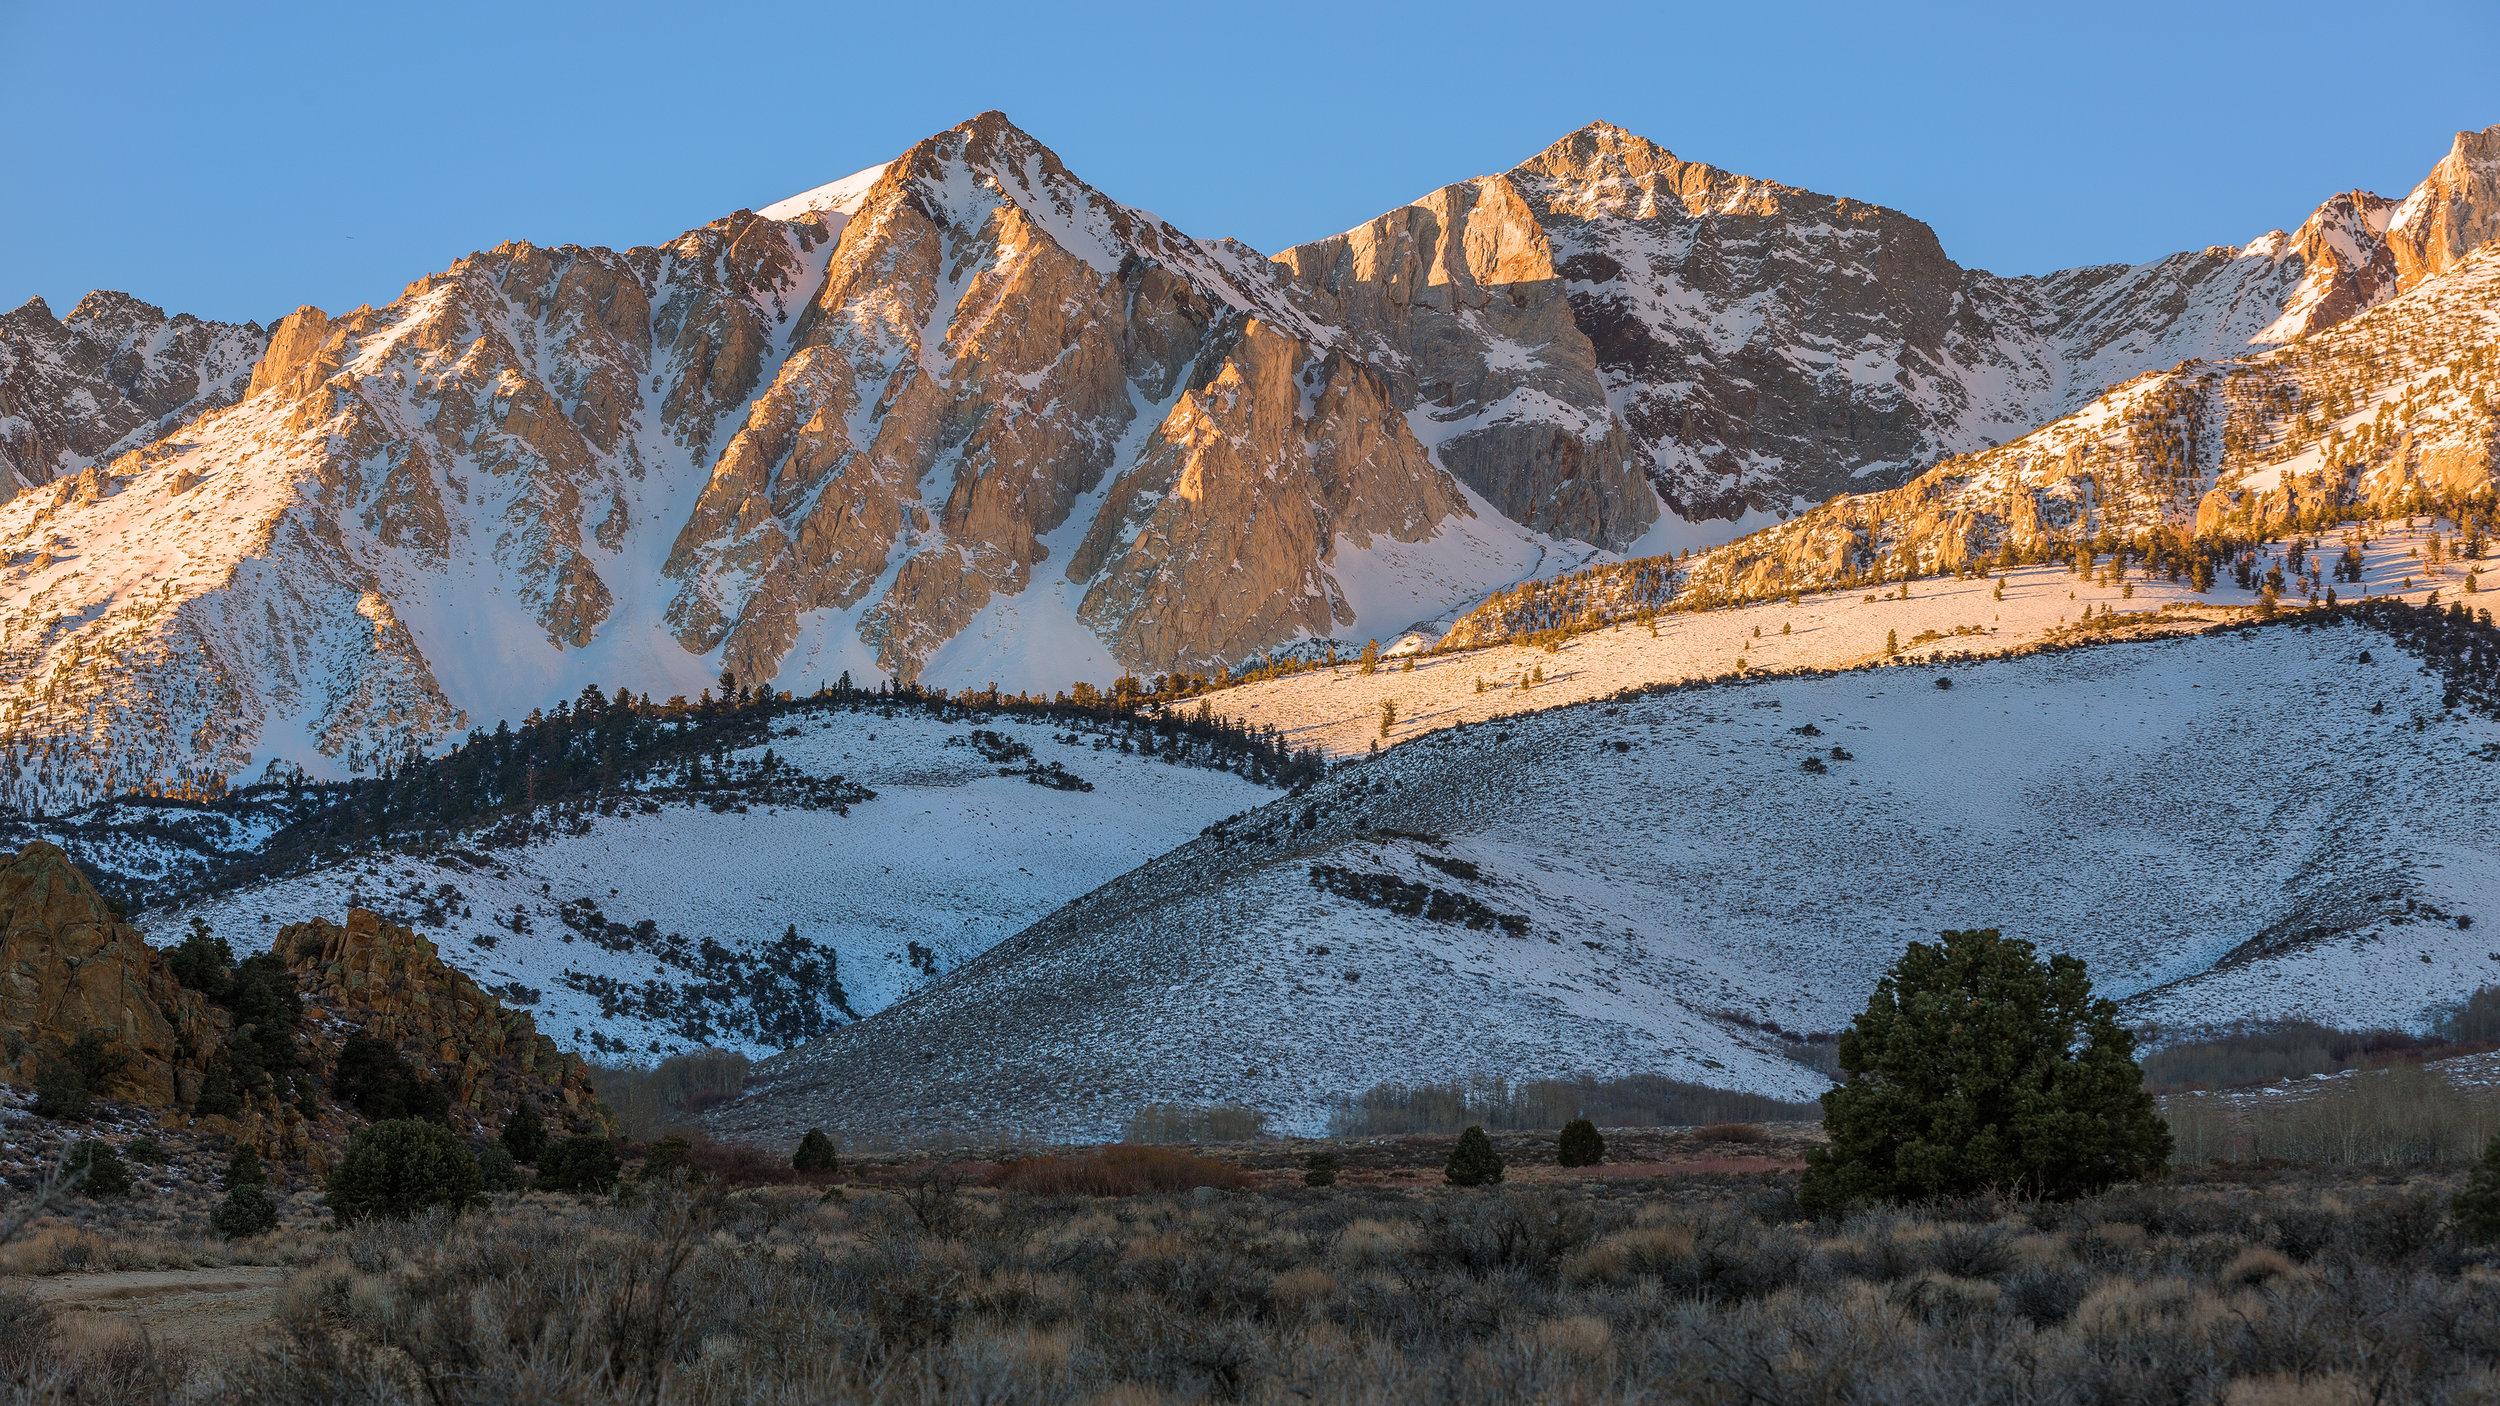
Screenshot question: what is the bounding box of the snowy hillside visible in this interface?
[1201,515,2474,758]
[719,612,2500,1144]
[131,707,1270,1059]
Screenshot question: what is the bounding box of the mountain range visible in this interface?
[1,114,2494,813]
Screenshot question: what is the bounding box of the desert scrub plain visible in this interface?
[3,1136,2500,1404]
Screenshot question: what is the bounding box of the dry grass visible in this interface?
[0,1163,2492,1402]
[1693,1122,1772,1144]
[983,1145,1255,1196]
[1327,1074,1819,1135]
[0,1186,331,1277]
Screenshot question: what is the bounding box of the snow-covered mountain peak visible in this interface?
[757,162,892,225]
[1508,118,1847,224]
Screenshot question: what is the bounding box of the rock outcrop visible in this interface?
[1446,239,2500,642]
[2388,125,2500,291]
[0,842,223,1106]
[0,842,607,1161]
[284,908,604,1132]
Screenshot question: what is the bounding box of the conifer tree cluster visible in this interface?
[105,673,1323,911]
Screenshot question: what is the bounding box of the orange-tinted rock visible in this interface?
[0,842,223,1105]
[279,908,607,1134]
[0,844,609,1159]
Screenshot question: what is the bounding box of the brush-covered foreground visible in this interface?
[8,1157,2500,1404]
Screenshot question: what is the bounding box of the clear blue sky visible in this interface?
[6,0,2494,326]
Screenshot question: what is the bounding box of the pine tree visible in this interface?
[535,1135,622,1194]
[64,1140,130,1197]
[1358,640,1380,675]
[1800,928,2171,1212]
[1444,1126,1505,1186]
[793,1128,839,1174]
[194,1061,240,1117]
[1302,1150,1340,1187]
[638,1134,701,1186]
[1886,629,1900,657]
[501,1101,547,1165]
[326,1120,487,1224]
[211,1143,278,1236]
[211,1181,279,1236]
[2457,1133,2500,1244]
[475,1145,524,1193]
[1557,1118,1605,1168]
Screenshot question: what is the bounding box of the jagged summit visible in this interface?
[2390,122,2500,290]
[1509,118,1850,223]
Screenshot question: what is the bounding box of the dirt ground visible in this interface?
[22,1264,292,1350]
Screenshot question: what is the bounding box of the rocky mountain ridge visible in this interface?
[1446,236,2500,645]
[2,116,2492,806]
[0,292,266,499]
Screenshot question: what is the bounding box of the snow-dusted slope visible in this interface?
[718,617,2500,1143]
[1202,517,2472,758]
[0,206,839,808]
[755,163,890,226]
[139,708,1268,1058]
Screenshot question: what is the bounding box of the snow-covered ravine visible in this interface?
[726,615,2500,1144]
[1204,521,2484,757]
[145,710,1270,1059]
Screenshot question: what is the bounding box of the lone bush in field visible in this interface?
[211,1177,279,1237]
[64,1140,130,1197]
[1800,928,2170,1213]
[1445,1126,1505,1186]
[536,1135,622,1194]
[326,1119,485,1223]
[1557,1118,1605,1167]
[2457,1133,2500,1244]
[1303,1151,1340,1187]
[792,1129,838,1174]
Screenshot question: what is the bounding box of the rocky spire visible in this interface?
[2389,124,2500,291]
